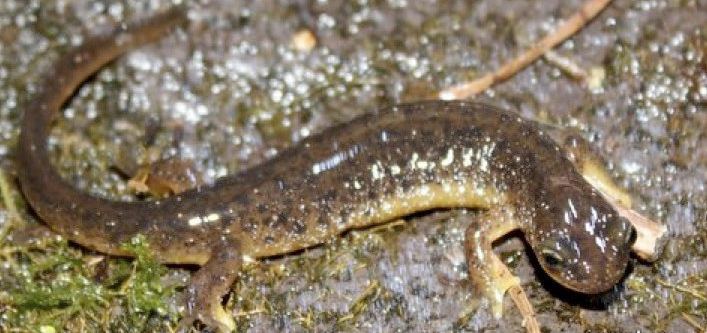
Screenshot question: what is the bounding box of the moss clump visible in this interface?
[0,234,178,332]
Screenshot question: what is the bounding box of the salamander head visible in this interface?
[531,175,635,294]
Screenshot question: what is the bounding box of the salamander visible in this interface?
[16,7,636,332]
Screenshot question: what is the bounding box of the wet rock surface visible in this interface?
[0,0,704,332]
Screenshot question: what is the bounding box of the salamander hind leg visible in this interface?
[464,208,539,333]
[178,240,242,333]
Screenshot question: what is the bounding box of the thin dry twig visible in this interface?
[680,313,705,332]
[508,285,540,333]
[439,0,668,260]
[438,0,612,100]
[543,50,589,81]
[614,204,667,262]
[434,0,669,330]
[655,278,707,302]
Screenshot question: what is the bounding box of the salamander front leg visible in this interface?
[464,208,540,333]
[178,241,242,333]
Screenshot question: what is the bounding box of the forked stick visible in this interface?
[436,0,667,259]
[434,0,667,331]
[438,0,612,100]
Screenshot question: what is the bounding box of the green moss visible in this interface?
[0,235,177,332]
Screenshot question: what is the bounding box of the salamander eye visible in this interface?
[626,225,637,246]
[541,249,564,268]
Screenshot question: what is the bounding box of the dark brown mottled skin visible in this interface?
[17,7,636,332]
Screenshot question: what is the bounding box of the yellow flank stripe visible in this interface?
[347,182,504,230]
[246,182,506,259]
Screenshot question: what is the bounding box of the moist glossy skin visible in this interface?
[16,7,635,331]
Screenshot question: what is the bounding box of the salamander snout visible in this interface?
[533,178,636,294]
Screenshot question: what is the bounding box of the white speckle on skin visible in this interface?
[417,185,431,196]
[564,210,572,225]
[595,235,607,253]
[567,198,577,218]
[371,162,385,181]
[188,213,221,227]
[409,152,419,168]
[462,147,474,167]
[380,201,392,212]
[585,221,595,235]
[188,216,203,227]
[581,260,591,274]
[479,157,488,172]
[206,213,220,222]
[390,164,401,175]
[312,145,362,175]
[571,240,581,257]
[440,148,455,167]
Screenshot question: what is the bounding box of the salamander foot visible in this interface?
[177,242,242,333]
[463,208,540,333]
